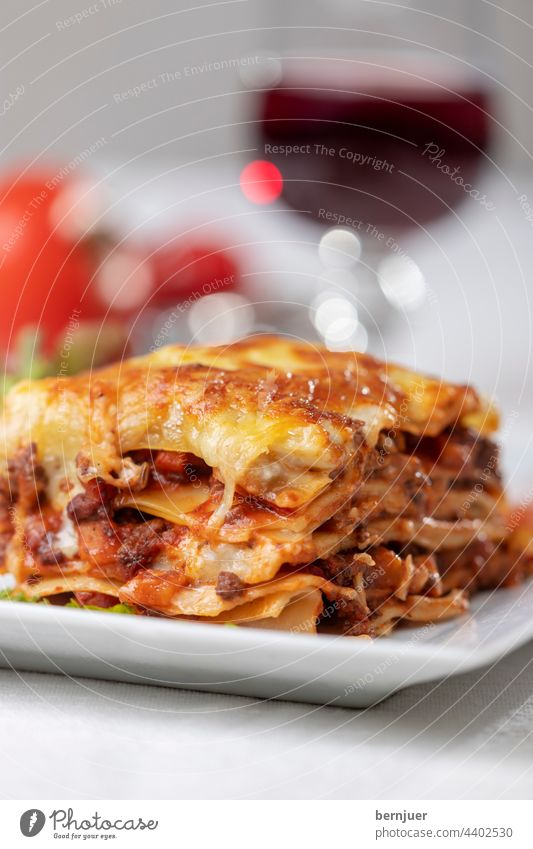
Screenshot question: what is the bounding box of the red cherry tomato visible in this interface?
[92,241,238,315]
[149,243,239,304]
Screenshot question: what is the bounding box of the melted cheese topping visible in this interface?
[1,335,494,519]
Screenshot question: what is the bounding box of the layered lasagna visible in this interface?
[0,335,531,636]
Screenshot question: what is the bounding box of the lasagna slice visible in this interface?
[0,335,531,637]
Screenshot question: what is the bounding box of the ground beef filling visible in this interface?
[7,443,47,510]
[215,571,247,599]
[66,478,116,522]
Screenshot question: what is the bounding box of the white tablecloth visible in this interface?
[1,635,532,800]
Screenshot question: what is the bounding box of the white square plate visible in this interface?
[1,579,533,707]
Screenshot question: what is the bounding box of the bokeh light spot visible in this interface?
[240,160,283,204]
[319,227,361,268]
[377,255,426,311]
[95,250,153,311]
[188,292,254,344]
[239,53,282,89]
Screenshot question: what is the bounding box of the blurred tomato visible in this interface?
[0,166,239,377]
[92,240,238,313]
[150,242,238,303]
[0,170,107,356]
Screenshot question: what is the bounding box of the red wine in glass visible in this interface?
[256,55,492,341]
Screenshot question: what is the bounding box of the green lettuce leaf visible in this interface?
[0,589,37,602]
[0,589,135,615]
[65,599,137,615]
